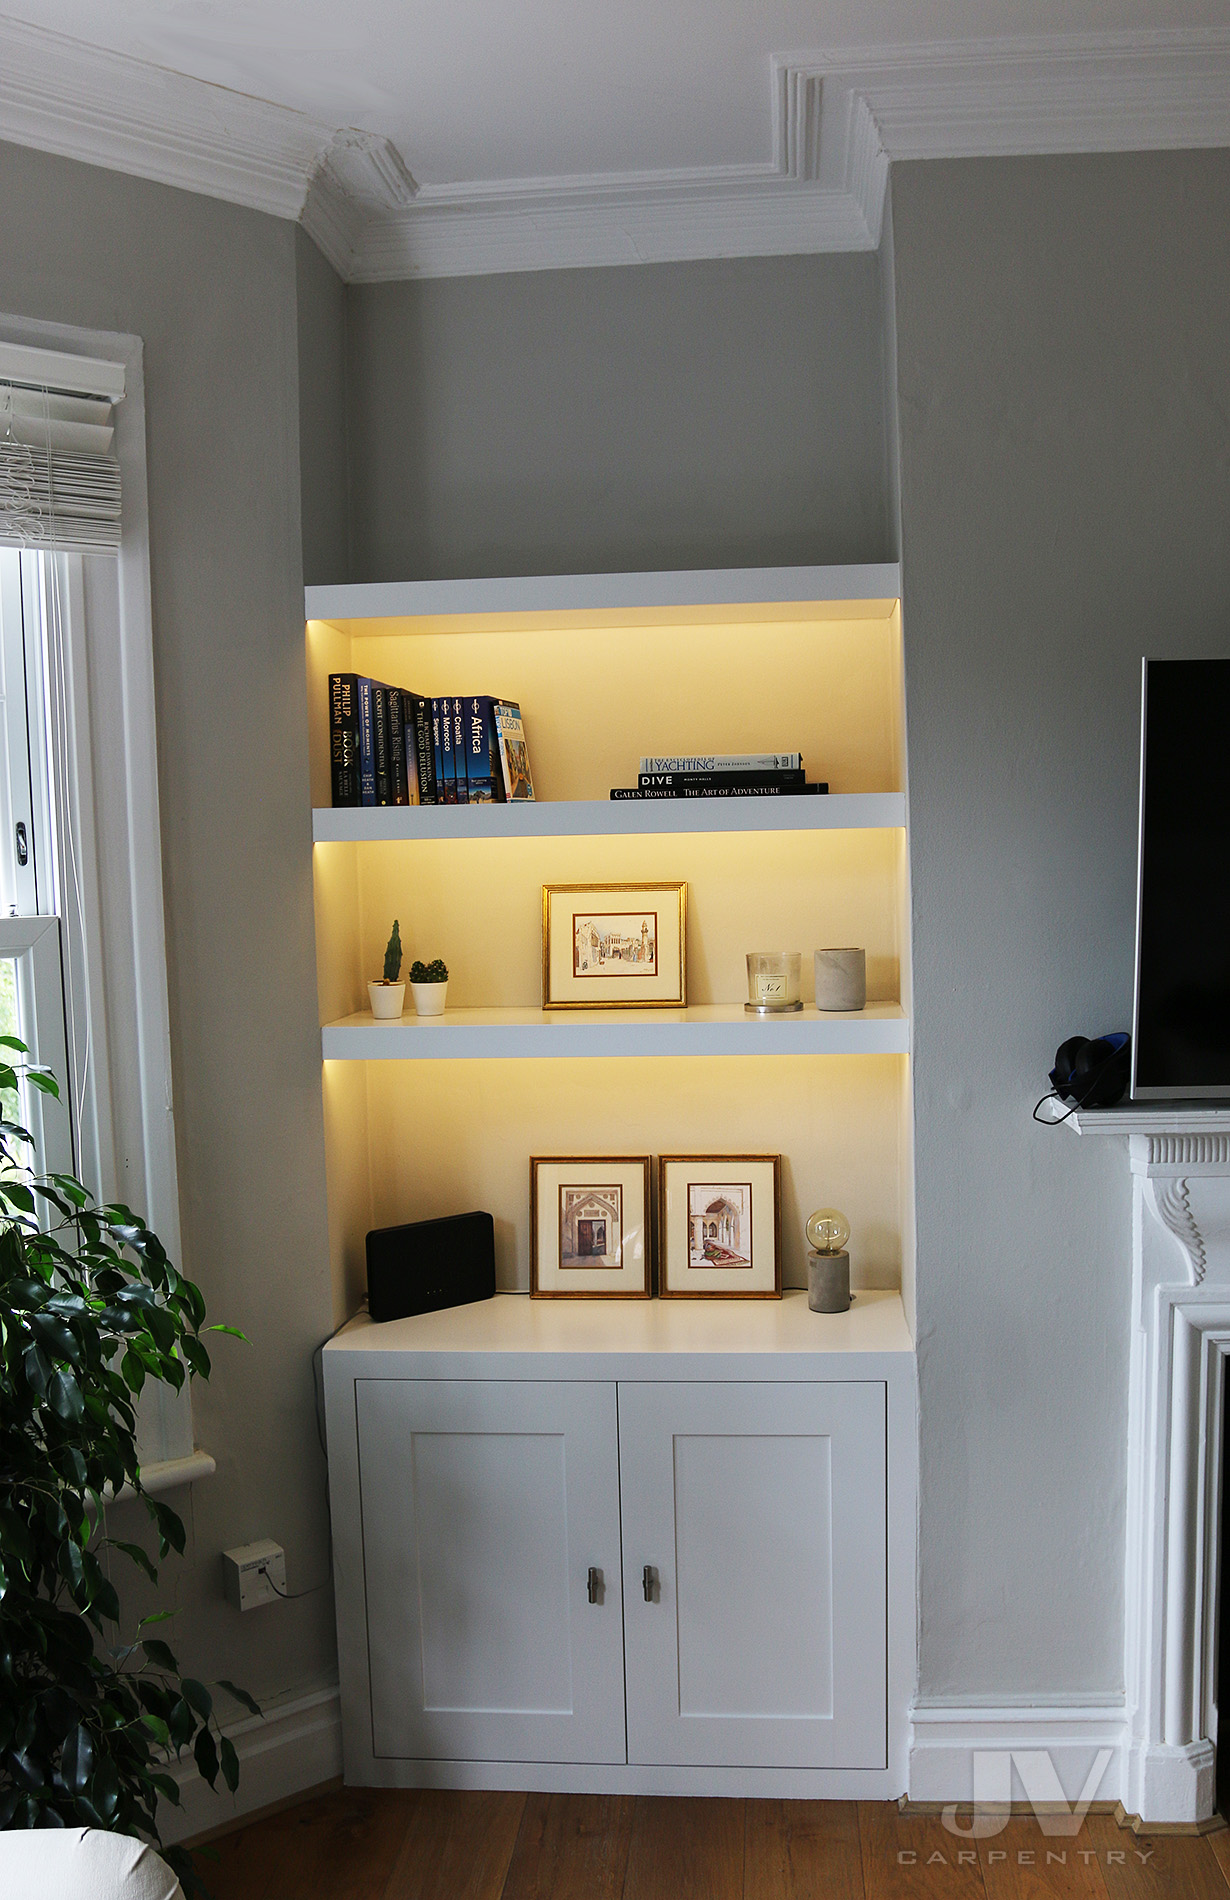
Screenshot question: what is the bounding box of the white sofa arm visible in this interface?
[0,1828,183,1899]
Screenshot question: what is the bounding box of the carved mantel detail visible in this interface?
[1063,1104,1230,1824]
[1147,1177,1207,1284]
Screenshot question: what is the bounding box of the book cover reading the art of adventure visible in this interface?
[494,701,535,801]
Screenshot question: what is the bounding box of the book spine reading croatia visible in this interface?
[610,753,827,799]
[329,676,535,806]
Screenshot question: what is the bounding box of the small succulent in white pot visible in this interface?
[410,957,449,1017]
[368,920,406,1019]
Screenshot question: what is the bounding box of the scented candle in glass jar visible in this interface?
[744,952,803,1014]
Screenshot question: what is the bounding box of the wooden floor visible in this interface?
[203,1788,1230,1900]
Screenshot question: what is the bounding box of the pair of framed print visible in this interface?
[530,1153,781,1300]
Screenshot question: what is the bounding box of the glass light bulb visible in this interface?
[806,1207,851,1255]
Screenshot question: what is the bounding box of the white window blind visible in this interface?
[0,342,125,556]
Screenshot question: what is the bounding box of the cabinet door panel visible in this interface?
[619,1380,886,1769]
[357,1379,626,1763]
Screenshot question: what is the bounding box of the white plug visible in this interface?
[222,1540,286,1611]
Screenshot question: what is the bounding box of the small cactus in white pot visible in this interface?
[368,920,406,1019]
[410,957,449,1017]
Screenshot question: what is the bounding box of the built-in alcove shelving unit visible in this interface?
[311,565,918,1798]
[307,563,913,1307]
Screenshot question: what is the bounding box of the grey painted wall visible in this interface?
[892,150,1230,1698]
[296,227,350,586]
[345,253,890,581]
[0,141,336,1712]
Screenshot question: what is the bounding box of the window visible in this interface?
[0,323,203,1483]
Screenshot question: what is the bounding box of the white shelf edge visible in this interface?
[321,1004,910,1061]
[1048,1100,1230,1135]
[305,563,901,624]
[312,791,907,842]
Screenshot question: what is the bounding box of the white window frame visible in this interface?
[0,311,205,1484]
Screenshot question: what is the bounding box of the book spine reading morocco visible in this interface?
[329,673,361,806]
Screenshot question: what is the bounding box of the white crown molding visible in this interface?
[0,12,334,219]
[0,18,1228,279]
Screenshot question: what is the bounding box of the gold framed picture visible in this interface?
[658,1154,782,1299]
[530,1156,653,1299]
[541,882,687,1009]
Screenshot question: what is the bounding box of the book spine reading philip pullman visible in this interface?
[329,673,361,807]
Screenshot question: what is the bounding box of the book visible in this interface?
[639,753,802,775]
[430,698,445,802]
[372,684,392,805]
[494,701,535,801]
[439,695,456,803]
[403,691,434,804]
[637,769,807,791]
[329,673,361,807]
[356,677,376,806]
[386,688,408,806]
[465,695,504,802]
[452,698,468,804]
[610,783,827,800]
[393,691,418,805]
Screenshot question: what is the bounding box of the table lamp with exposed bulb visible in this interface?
[805,1206,852,1313]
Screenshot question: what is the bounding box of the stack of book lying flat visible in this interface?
[610,754,828,800]
[330,677,535,806]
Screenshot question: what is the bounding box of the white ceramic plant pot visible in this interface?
[367,980,405,1020]
[411,981,448,1017]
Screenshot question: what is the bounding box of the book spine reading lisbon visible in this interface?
[329,678,535,806]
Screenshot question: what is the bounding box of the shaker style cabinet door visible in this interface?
[618,1380,887,1769]
[355,1379,626,1764]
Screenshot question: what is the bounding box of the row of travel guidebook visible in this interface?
[329,676,535,806]
[610,753,829,800]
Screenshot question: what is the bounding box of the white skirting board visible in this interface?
[158,1685,342,1846]
[909,1704,1128,1809]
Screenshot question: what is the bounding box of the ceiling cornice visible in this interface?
[0,17,1227,280]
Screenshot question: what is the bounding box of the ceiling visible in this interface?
[0,4,1228,279]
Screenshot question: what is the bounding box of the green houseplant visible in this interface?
[0,1039,256,1888]
[409,958,448,1018]
[367,920,405,1020]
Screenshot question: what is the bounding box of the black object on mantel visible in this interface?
[366,1211,496,1322]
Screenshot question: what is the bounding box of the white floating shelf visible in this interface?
[305,563,901,625]
[312,791,906,843]
[321,1002,909,1061]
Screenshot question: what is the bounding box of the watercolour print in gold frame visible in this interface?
[658,1154,782,1299]
[530,1156,653,1298]
[541,882,687,1009]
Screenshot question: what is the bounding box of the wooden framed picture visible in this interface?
[530,1156,653,1298]
[541,882,687,1009]
[658,1154,782,1299]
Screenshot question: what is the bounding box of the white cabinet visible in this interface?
[618,1381,886,1770]
[324,1296,913,1796]
[355,1379,625,1764]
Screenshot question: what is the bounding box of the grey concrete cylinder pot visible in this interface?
[807,1250,851,1313]
[814,947,866,1012]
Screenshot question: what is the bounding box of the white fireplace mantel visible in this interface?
[1061,1102,1230,1823]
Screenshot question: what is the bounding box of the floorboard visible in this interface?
[621,1794,745,1900]
[500,1793,635,1900]
[204,1787,415,1900]
[380,1788,525,1900]
[860,1800,988,1898]
[744,1798,864,1900]
[1083,1813,1230,1900]
[197,1789,1230,1900]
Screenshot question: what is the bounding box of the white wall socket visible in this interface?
[222,1539,286,1611]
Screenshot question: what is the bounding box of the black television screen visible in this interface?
[1133,657,1230,1099]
